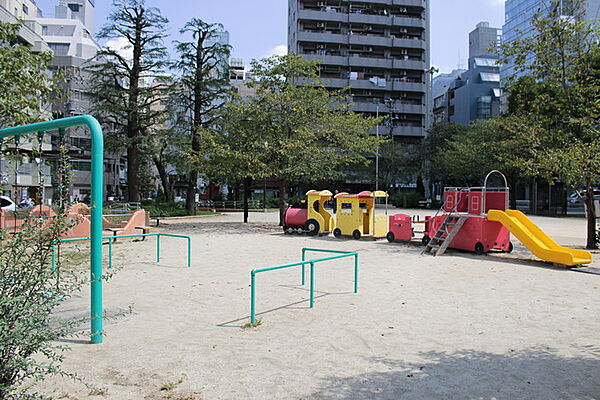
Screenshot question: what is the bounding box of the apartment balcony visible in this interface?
[392,16,426,28]
[357,0,426,6]
[392,0,426,6]
[396,103,426,114]
[348,78,393,90]
[392,81,426,92]
[298,9,348,23]
[348,34,392,47]
[348,13,393,25]
[348,54,393,68]
[392,37,426,49]
[298,31,347,44]
[354,0,425,7]
[375,125,425,137]
[392,58,426,70]
[320,77,426,94]
[303,53,349,66]
[352,101,425,114]
[73,171,92,186]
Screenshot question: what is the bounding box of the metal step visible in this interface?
[434,216,468,256]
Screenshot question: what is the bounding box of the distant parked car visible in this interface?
[0,196,16,211]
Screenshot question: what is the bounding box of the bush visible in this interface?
[140,201,217,217]
[0,214,86,398]
[389,192,426,208]
[141,201,189,217]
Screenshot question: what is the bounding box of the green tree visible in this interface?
[87,0,170,202]
[242,54,384,224]
[499,0,600,249]
[173,19,232,214]
[0,23,54,128]
[376,141,421,191]
[197,99,271,223]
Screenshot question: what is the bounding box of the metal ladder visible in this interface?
[422,214,468,256]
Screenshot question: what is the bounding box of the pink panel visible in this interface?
[468,192,482,215]
[443,192,456,212]
[456,191,469,212]
[485,192,508,212]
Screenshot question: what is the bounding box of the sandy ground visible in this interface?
[38,210,600,400]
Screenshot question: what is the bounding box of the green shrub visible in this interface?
[140,201,217,217]
[389,192,426,208]
[0,215,88,398]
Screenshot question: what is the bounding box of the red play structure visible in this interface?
[386,171,591,266]
[387,171,512,255]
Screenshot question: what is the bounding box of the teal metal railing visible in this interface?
[0,116,104,343]
[250,248,359,325]
[52,233,192,271]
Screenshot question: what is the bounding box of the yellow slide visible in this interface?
[487,209,592,266]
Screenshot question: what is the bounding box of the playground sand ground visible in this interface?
[39,210,600,400]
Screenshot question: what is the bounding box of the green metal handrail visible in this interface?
[250,248,359,325]
[52,233,192,271]
[0,116,104,343]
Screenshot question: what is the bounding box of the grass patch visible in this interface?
[242,319,262,329]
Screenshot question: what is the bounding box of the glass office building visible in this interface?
[501,0,600,83]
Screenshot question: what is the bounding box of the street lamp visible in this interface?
[425,66,439,130]
[375,98,396,192]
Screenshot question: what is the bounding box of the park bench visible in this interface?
[135,225,155,240]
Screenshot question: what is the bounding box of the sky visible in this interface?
[34,0,505,74]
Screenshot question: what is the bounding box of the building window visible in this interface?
[480,72,500,82]
[72,161,91,171]
[42,26,48,35]
[477,96,492,119]
[68,3,80,12]
[22,4,29,15]
[48,43,70,56]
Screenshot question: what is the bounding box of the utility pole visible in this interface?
[375,105,379,192]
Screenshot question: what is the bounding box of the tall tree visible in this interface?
[499,0,600,249]
[196,99,270,223]
[87,0,169,202]
[173,19,231,214]
[0,23,54,128]
[242,54,383,224]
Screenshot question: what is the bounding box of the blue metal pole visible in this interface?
[354,253,359,293]
[187,236,191,268]
[51,244,56,272]
[156,234,161,263]
[250,271,256,325]
[301,248,306,285]
[310,261,315,308]
[108,237,113,269]
[87,117,104,344]
[0,116,105,344]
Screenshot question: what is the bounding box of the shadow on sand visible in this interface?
[216,285,355,328]
[309,347,600,399]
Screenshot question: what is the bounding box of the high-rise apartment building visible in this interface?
[288,0,430,140]
[35,1,123,202]
[501,0,600,83]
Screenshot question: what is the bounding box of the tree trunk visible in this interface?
[186,170,198,215]
[278,180,288,226]
[585,183,598,249]
[153,157,171,202]
[243,177,251,223]
[127,145,140,202]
